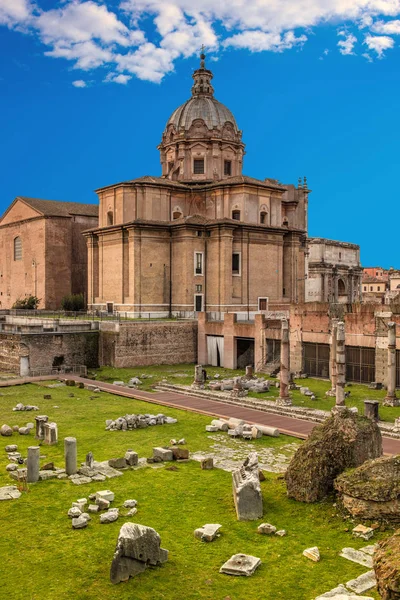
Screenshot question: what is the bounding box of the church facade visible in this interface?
[85,53,309,316]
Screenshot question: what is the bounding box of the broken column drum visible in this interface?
[35,415,48,440]
[232,452,263,521]
[192,365,205,389]
[335,321,346,410]
[384,322,399,407]
[43,422,58,445]
[64,437,77,475]
[277,319,292,406]
[364,400,379,422]
[27,446,40,483]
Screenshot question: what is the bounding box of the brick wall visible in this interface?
[99,321,198,367]
[0,336,21,373]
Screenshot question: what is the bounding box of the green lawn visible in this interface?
[0,382,384,599]
[93,363,400,423]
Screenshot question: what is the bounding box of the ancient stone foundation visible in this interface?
[285,410,382,503]
[335,455,400,521]
[232,452,263,520]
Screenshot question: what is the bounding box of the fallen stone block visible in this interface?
[100,509,119,524]
[123,499,137,508]
[257,523,276,535]
[210,419,229,431]
[228,418,245,430]
[205,425,219,432]
[219,554,261,576]
[68,507,82,518]
[353,524,374,541]
[339,548,373,568]
[254,424,280,437]
[0,485,21,500]
[72,515,88,529]
[108,458,127,469]
[232,452,263,521]
[96,489,114,502]
[5,444,17,452]
[125,451,138,466]
[88,504,99,513]
[153,447,173,462]
[194,523,222,542]
[201,458,213,470]
[170,446,189,460]
[110,523,168,584]
[303,547,320,562]
[1,425,12,437]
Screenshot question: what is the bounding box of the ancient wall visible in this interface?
[0,336,21,373]
[25,332,99,370]
[98,321,198,368]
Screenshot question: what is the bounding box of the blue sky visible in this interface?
[1,1,400,267]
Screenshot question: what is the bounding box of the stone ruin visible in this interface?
[13,403,39,411]
[105,413,177,431]
[374,530,400,599]
[335,455,400,522]
[232,452,263,521]
[219,553,261,577]
[110,523,168,584]
[285,409,382,502]
[206,417,279,439]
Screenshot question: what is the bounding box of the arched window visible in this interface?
[14,237,22,261]
[172,207,183,220]
[338,279,346,296]
[232,210,240,221]
[260,211,268,224]
[107,211,113,226]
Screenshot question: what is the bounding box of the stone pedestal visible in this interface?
[35,415,48,440]
[27,446,40,483]
[43,422,58,445]
[64,437,77,475]
[334,321,346,411]
[384,322,399,406]
[192,365,205,389]
[364,400,379,422]
[245,365,253,379]
[276,319,292,406]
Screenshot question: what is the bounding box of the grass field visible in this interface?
[93,363,400,423]
[0,380,385,600]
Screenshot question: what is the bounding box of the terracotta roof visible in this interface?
[18,197,99,217]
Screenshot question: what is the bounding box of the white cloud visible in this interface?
[2,0,400,82]
[104,72,131,84]
[0,0,33,26]
[372,18,400,33]
[338,32,357,55]
[72,79,87,87]
[364,33,395,56]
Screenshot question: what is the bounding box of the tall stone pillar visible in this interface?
[327,319,339,396]
[64,437,77,476]
[333,321,346,412]
[384,322,399,406]
[277,319,292,406]
[27,446,40,483]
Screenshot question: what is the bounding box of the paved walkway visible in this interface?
[2,374,400,454]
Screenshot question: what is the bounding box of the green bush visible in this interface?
[60,293,85,312]
[12,295,40,309]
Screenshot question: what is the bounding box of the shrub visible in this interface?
[12,296,40,309]
[60,293,85,312]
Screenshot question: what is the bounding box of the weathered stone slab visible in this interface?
[346,570,376,594]
[206,425,219,432]
[0,485,21,500]
[125,451,138,466]
[219,554,261,576]
[201,457,213,470]
[340,548,373,568]
[360,544,378,555]
[110,523,168,584]
[100,509,119,523]
[92,461,123,478]
[108,458,127,469]
[353,524,374,540]
[194,524,221,542]
[232,452,263,521]
[315,583,373,599]
[96,490,114,502]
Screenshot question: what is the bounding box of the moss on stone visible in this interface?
[374,530,400,598]
[335,455,400,502]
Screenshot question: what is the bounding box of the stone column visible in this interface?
[333,321,346,412]
[364,400,379,421]
[27,446,40,483]
[327,319,339,396]
[384,322,399,406]
[64,437,77,475]
[192,365,205,389]
[277,319,292,406]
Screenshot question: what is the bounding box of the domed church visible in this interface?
[85,52,309,316]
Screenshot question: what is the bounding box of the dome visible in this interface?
[166,96,239,133]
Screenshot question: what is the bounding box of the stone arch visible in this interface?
[338,278,346,296]
[259,205,269,224]
[107,210,113,226]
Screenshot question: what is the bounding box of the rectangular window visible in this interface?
[364,286,367,291]
[232,252,241,275]
[195,252,203,275]
[194,294,203,312]
[258,298,268,311]
[224,160,232,175]
[195,284,202,292]
[378,286,380,291]
[193,159,204,174]
[196,231,202,237]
